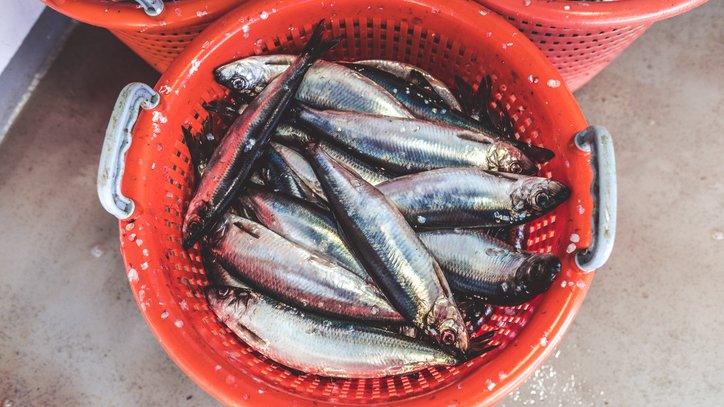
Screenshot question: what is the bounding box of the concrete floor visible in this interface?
[0,2,722,405]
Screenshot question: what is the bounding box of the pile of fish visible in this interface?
[181,22,570,379]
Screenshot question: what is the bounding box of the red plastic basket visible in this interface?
[477,0,709,91]
[43,0,246,72]
[97,0,616,405]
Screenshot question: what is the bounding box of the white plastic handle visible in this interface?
[574,125,617,273]
[134,0,164,17]
[97,83,159,220]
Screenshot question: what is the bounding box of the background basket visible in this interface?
[99,0,613,404]
[43,0,245,71]
[477,0,709,91]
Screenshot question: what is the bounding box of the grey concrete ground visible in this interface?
[0,2,722,406]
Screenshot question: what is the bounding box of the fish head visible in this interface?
[214,59,274,91]
[515,253,561,295]
[427,297,470,352]
[510,177,570,222]
[487,141,536,175]
[205,285,257,322]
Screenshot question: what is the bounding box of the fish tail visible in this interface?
[521,143,555,163]
[463,330,498,359]
[299,20,339,62]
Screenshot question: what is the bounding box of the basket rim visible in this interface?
[479,0,709,27]
[43,0,243,30]
[120,0,596,405]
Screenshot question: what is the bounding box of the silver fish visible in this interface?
[260,145,320,204]
[215,56,412,117]
[297,106,535,175]
[183,24,334,249]
[378,168,570,228]
[306,145,469,352]
[210,214,401,323]
[419,229,561,305]
[355,60,462,111]
[346,64,555,164]
[239,189,369,282]
[207,286,457,378]
[274,125,393,185]
[202,248,248,288]
[318,142,393,186]
[270,143,327,201]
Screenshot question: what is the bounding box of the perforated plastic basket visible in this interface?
[477,0,709,91]
[96,0,617,405]
[43,0,245,71]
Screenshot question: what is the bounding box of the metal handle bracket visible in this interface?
[135,0,164,17]
[97,83,159,220]
[574,125,617,273]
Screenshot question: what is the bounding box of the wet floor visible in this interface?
[0,2,722,405]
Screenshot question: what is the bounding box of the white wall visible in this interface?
[0,0,45,73]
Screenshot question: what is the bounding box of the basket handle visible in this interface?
[134,0,164,17]
[97,83,159,220]
[574,125,617,273]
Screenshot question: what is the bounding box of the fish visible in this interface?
[206,286,458,378]
[258,145,321,205]
[345,63,554,163]
[202,246,248,288]
[209,214,402,323]
[274,125,394,185]
[419,229,561,305]
[215,56,412,117]
[354,60,462,111]
[296,106,536,175]
[182,22,336,249]
[306,144,469,352]
[377,167,570,228]
[317,141,394,186]
[269,143,327,202]
[238,189,369,282]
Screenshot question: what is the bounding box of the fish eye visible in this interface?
[508,162,523,174]
[231,77,246,89]
[217,287,233,298]
[534,191,550,208]
[441,329,456,346]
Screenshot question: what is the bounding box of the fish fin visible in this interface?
[408,69,434,93]
[473,75,499,129]
[454,76,475,115]
[465,330,498,359]
[456,131,494,144]
[227,216,262,239]
[203,100,239,119]
[467,343,498,359]
[475,330,496,341]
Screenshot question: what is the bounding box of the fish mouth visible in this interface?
[549,182,571,209]
[213,68,230,86]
